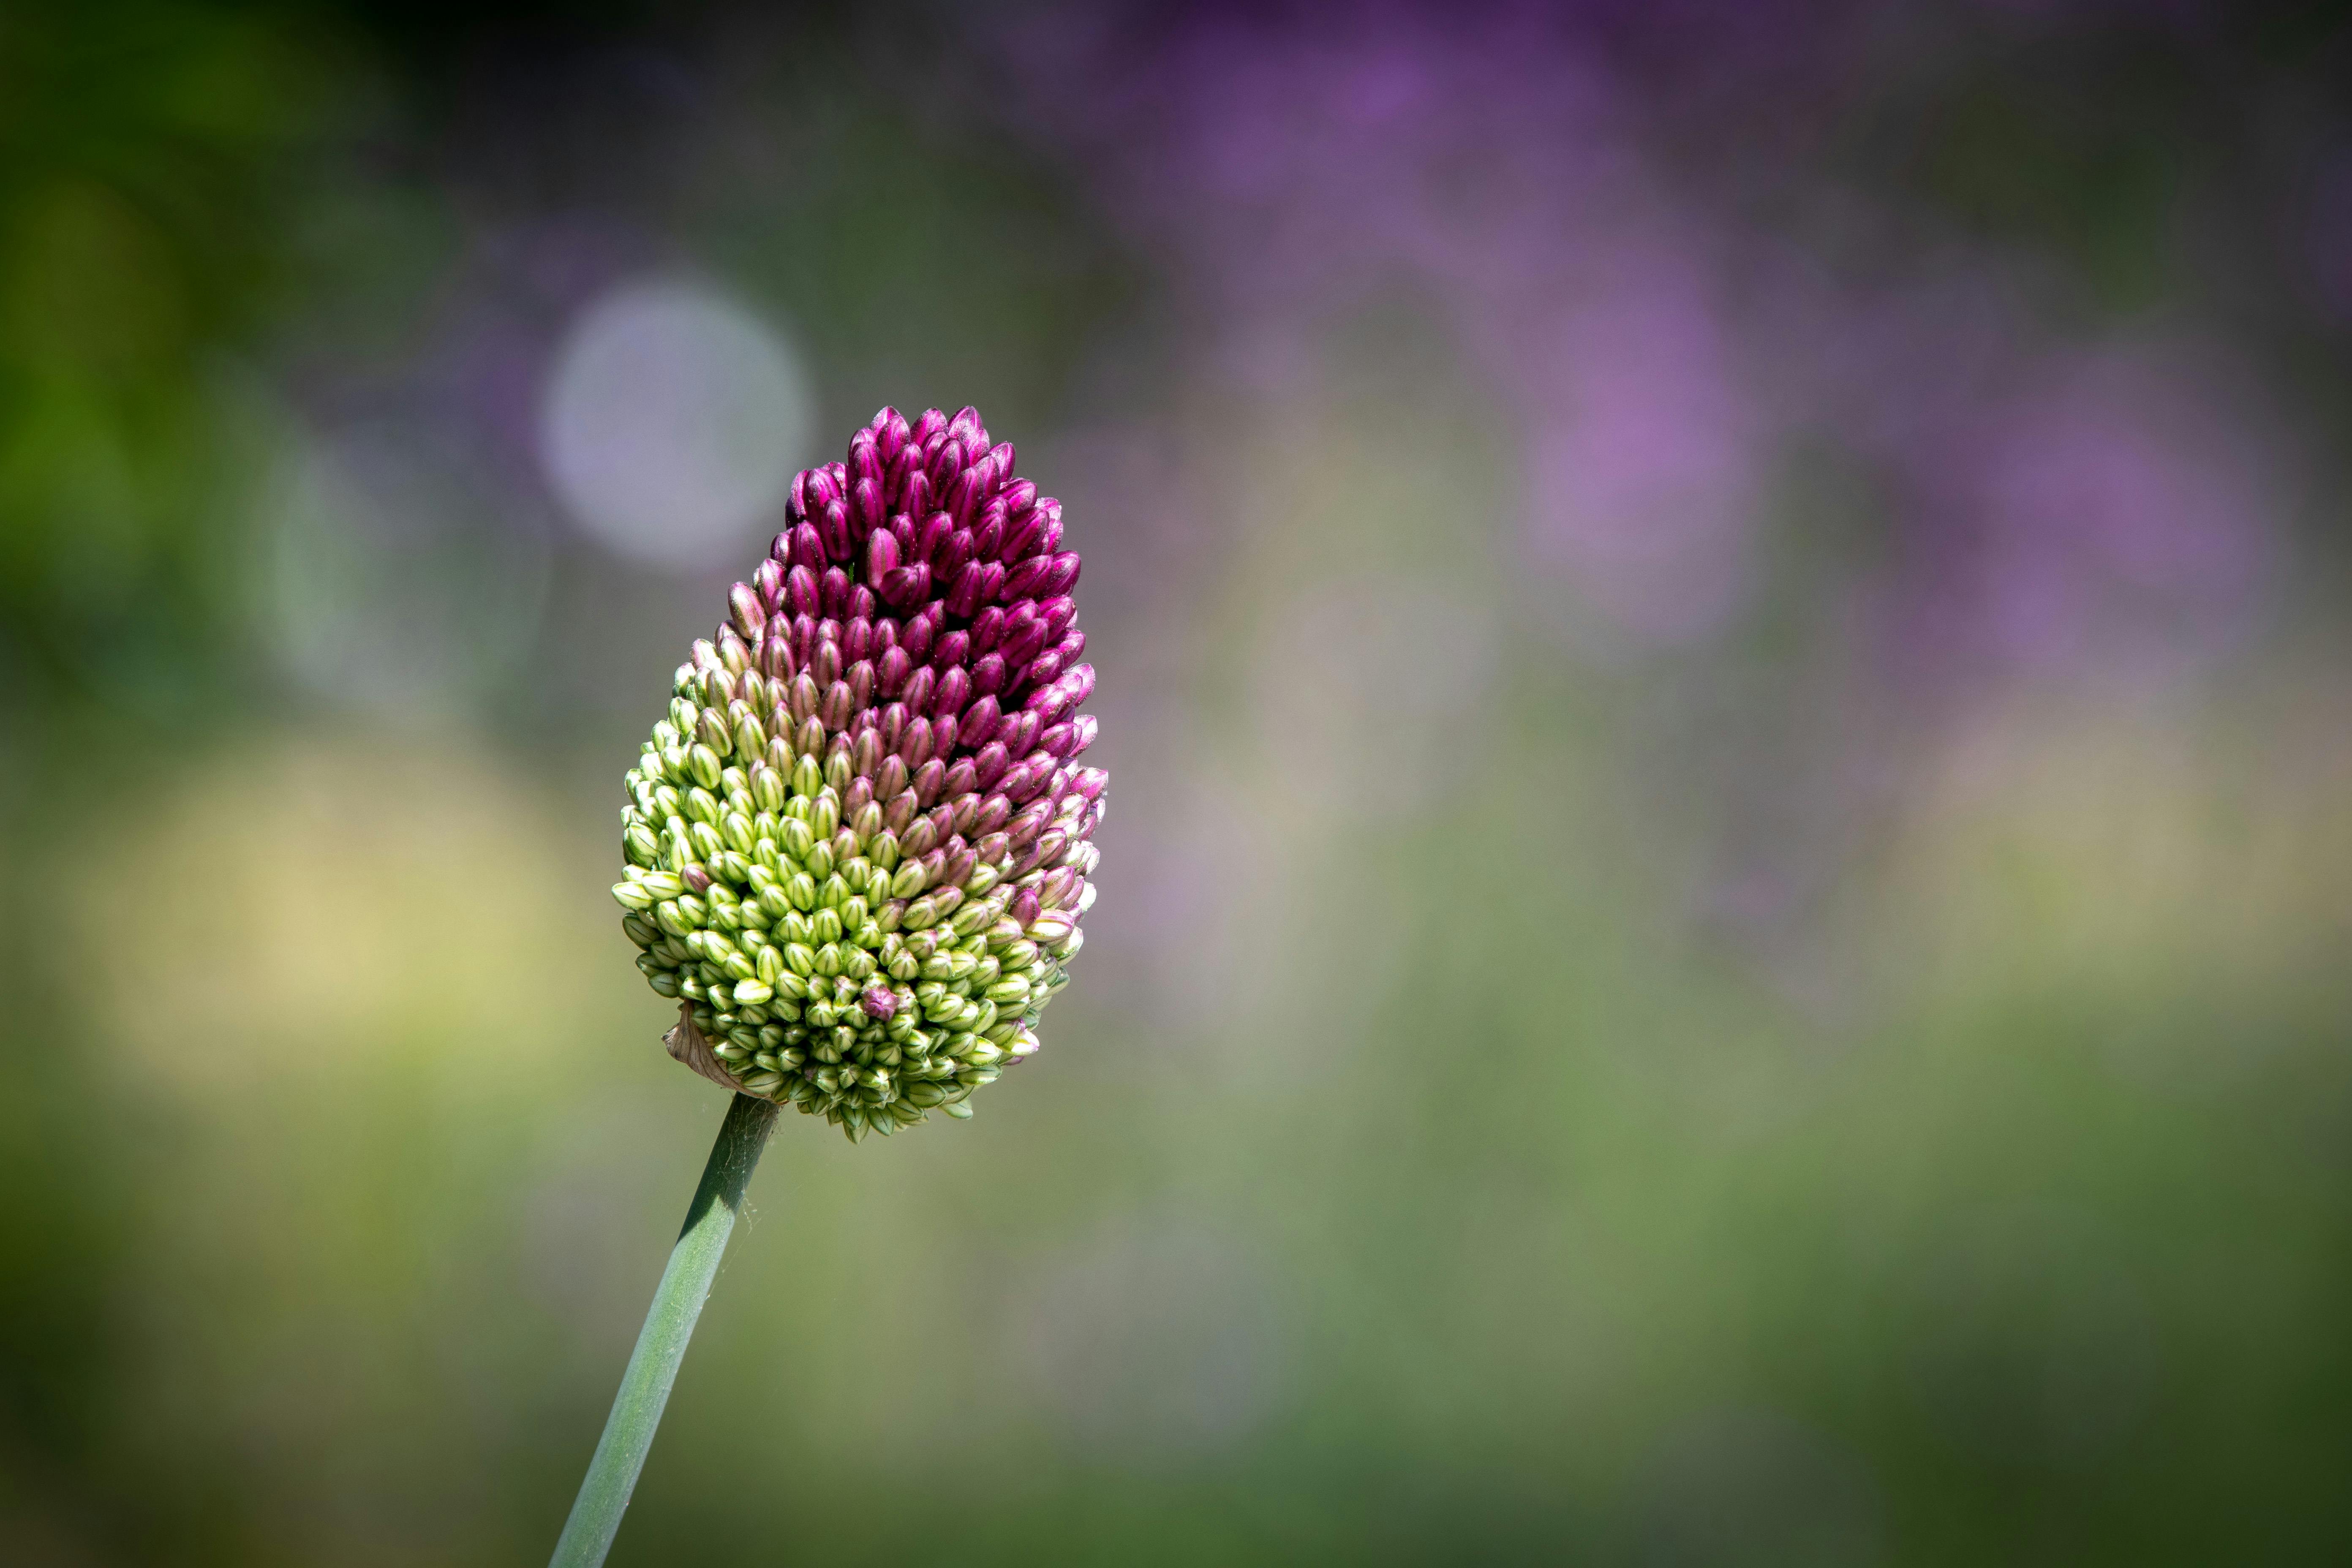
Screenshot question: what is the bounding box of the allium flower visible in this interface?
[609,406,1104,1139]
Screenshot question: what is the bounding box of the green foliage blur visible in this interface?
[4,3,2352,1565]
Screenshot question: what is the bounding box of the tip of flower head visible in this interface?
[618,404,1107,1136]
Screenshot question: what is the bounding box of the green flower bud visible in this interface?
[790,754,822,798]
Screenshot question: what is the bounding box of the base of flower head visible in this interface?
[615,764,1088,1140]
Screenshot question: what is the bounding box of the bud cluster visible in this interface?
[612,407,1103,1139]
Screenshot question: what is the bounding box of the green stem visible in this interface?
[550,1092,780,1568]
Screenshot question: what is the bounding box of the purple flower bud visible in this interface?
[1061,664,1097,708]
[1000,709,1041,755]
[866,529,900,583]
[757,634,790,679]
[899,716,936,768]
[1067,713,1097,757]
[960,693,1002,746]
[877,645,912,697]
[1026,649,1066,691]
[821,566,852,618]
[939,530,976,585]
[875,406,909,460]
[912,757,946,806]
[914,512,954,569]
[947,465,989,528]
[1005,799,1052,849]
[1002,758,1049,803]
[784,521,818,569]
[900,610,936,666]
[683,864,713,893]
[930,630,969,673]
[1027,686,1072,726]
[787,565,819,618]
[971,511,1005,561]
[999,610,1047,669]
[901,814,939,858]
[933,665,972,721]
[1039,721,1078,759]
[899,468,931,522]
[853,476,885,532]
[928,436,964,491]
[1003,555,1052,602]
[802,465,843,514]
[1010,888,1041,927]
[941,756,978,800]
[877,754,910,800]
[820,681,853,730]
[814,503,851,564]
[972,741,1010,787]
[851,727,882,779]
[860,984,898,1022]
[754,558,785,610]
[882,563,931,608]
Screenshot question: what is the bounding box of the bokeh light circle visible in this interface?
[539,276,813,569]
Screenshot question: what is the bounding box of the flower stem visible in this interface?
[550,1092,780,1568]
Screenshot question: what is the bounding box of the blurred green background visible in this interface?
[5,2,2352,1563]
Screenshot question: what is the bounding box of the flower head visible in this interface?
[611,407,1103,1138]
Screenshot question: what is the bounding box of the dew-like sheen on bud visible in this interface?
[615,407,1104,1139]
